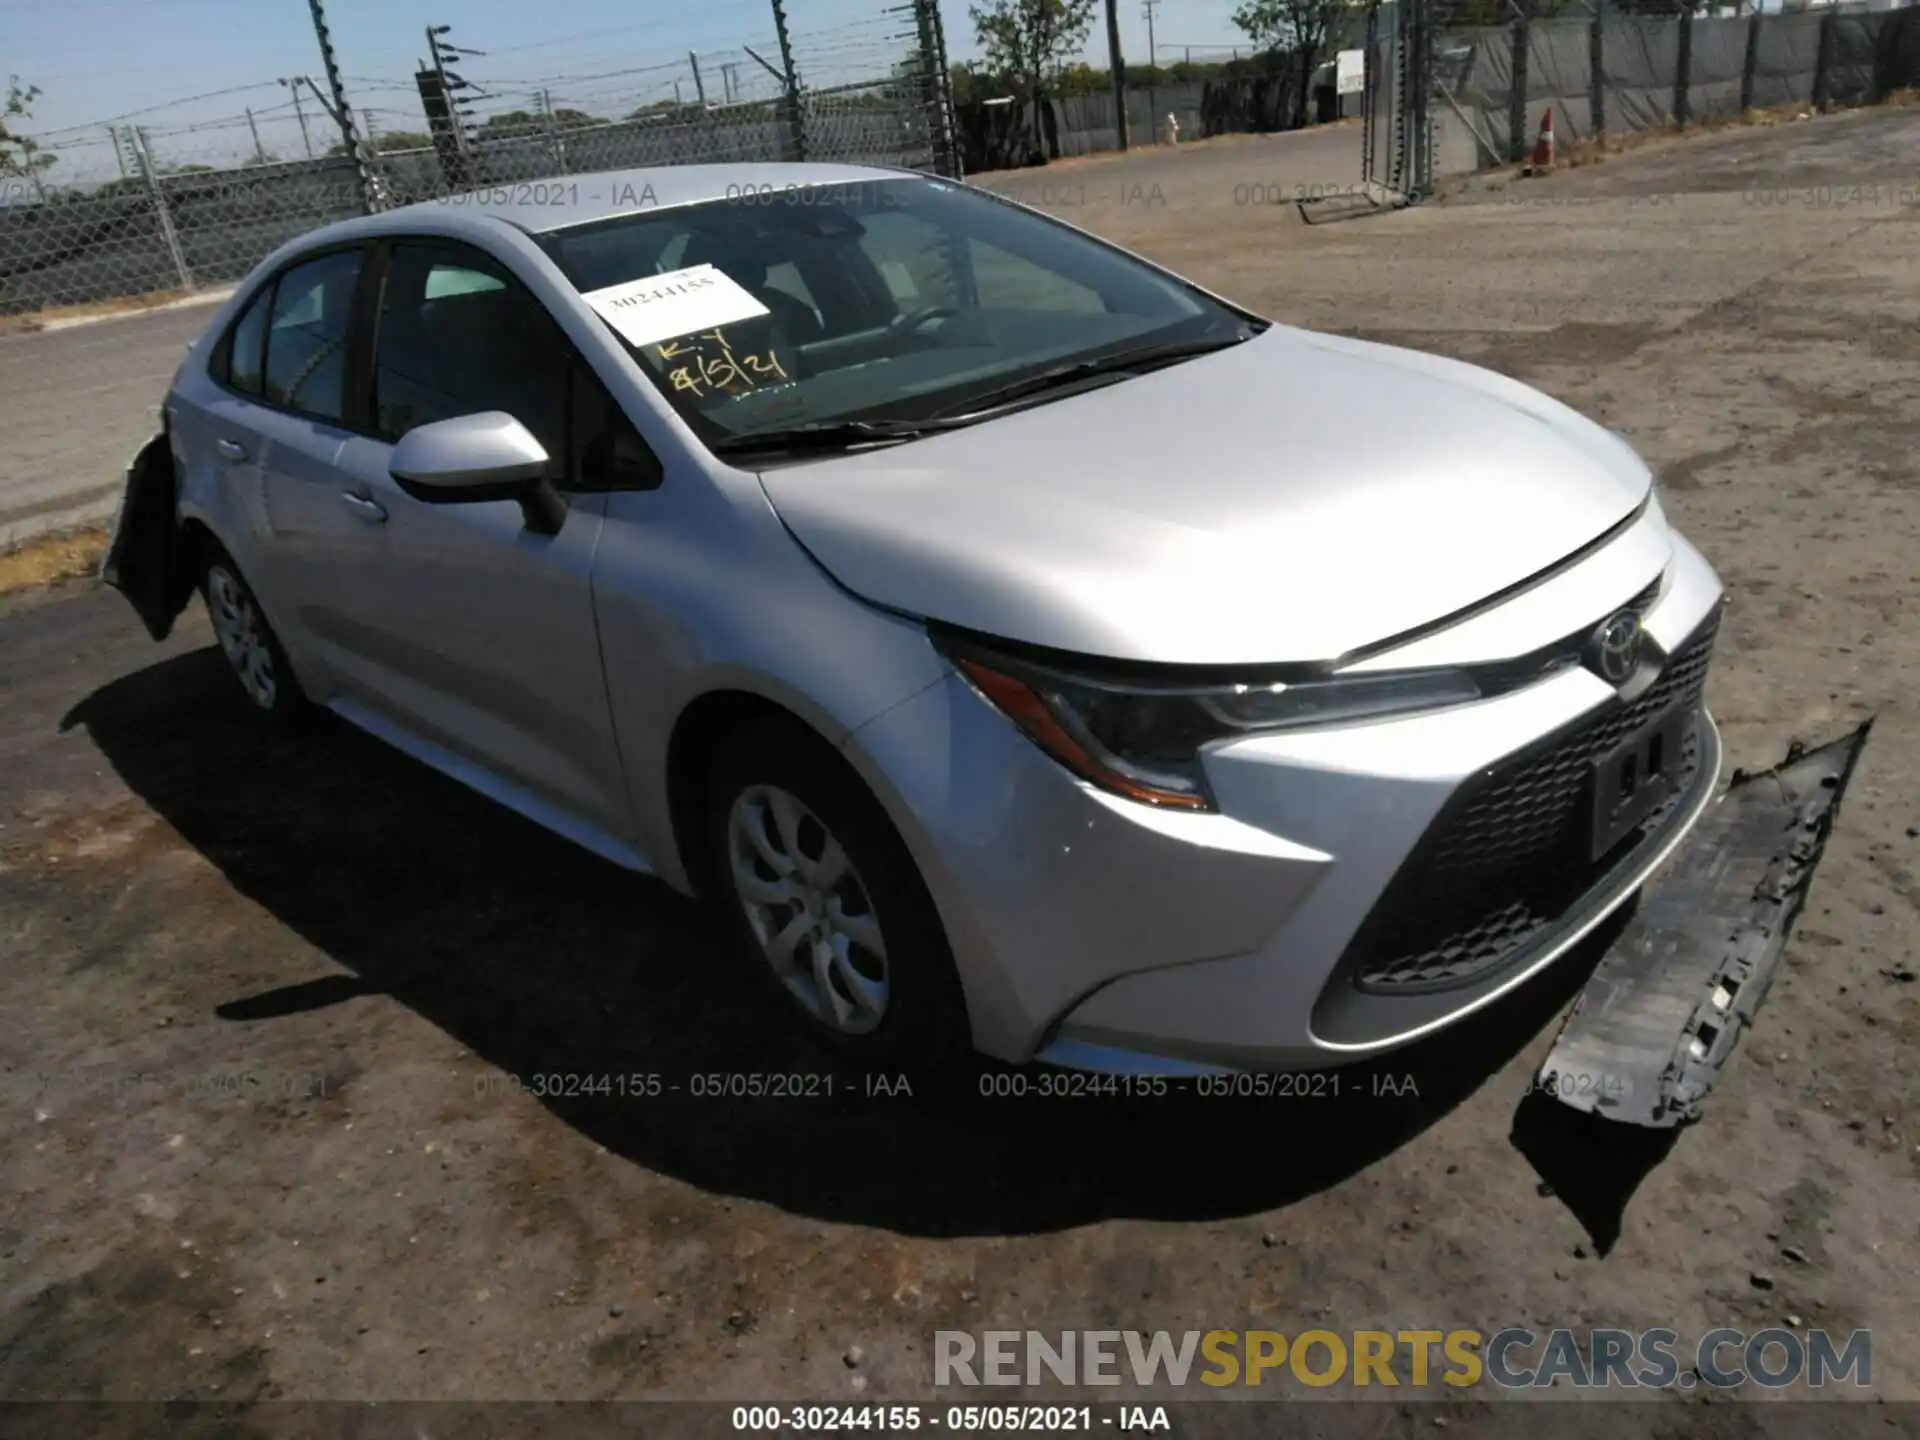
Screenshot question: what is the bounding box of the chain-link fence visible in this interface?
[0,0,958,319]
[1362,0,1920,205]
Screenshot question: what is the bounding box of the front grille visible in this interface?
[1346,610,1719,994]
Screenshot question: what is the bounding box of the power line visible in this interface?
[470,0,771,58]
[34,80,288,137]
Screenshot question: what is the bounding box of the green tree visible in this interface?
[479,109,541,134]
[2,76,58,193]
[326,130,433,156]
[970,0,1096,157]
[1230,0,1360,128]
[479,108,605,136]
[626,99,696,119]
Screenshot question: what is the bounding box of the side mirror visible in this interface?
[389,411,568,535]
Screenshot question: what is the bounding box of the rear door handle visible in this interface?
[340,490,388,524]
[215,438,248,462]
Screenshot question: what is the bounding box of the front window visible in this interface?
[538,177,1256,455]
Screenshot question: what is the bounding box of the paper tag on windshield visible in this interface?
[582,265,771,349]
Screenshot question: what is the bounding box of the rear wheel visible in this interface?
[201,546,308,724]
[705,720,971,1071]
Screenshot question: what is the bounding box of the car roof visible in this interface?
[385,161,916,235]
[238,162,941,297]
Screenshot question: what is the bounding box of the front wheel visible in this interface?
[705,721,971,1071]
[201,546,309,724]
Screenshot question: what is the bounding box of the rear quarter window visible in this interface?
[218,288,272,396]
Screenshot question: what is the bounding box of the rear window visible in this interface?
[260,250,362,424]
[223,289,270,397]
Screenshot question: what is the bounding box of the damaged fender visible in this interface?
[101,429,198,642]
[1537,720,1873,1129]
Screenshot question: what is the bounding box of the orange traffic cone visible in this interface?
[1529,106,1556,172]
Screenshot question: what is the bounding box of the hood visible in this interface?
[756,326,1654,667]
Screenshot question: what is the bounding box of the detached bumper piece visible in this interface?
[101,431,196,642]
[1535,720,1872,1129]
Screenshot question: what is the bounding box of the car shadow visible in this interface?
[66,646,1630,1238]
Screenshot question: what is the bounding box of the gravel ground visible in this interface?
[0,110,1916,1430]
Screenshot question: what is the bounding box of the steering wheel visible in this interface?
[885,305,958,337]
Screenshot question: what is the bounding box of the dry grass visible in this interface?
[0,523,110,595]
[0,289,196,336]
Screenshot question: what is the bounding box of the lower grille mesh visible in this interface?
[1347,612,1719,994]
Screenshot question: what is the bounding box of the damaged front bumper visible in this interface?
[1537,721,1873,1128]
[101,429,197,642]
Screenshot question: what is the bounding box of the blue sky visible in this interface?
[5,0,1256,179]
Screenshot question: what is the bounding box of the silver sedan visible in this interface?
[105,162,1724,1074]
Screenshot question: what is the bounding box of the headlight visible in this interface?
[941,636,1480,811]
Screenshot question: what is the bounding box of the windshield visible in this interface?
[537,177,1257,450]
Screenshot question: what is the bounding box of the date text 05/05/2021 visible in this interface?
[464,1069,1633,1102]
[730,1405,1166,1433]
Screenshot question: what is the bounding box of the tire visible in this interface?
[705,719,971,1071]
[200,544,310,725]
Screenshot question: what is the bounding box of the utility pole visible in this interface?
[245,107,268,164]
[689,52,708,106]
[1143,0,1160,142]
[280,78,314,158]
[1104,0,1129,150]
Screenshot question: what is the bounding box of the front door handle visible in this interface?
[340,490,388,524]
[215,438,248,462]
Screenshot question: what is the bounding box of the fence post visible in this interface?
[770,0,808,161]
[927,0,962,177]
[1103,0,1130,151]
[129,127,194,294]
[913,0,961,178]
[1508,13,1530,166]
[540,89,569,174]
[1409,0,1434,196]
[307,0,380,212]
[1740,11,1763,113]
[1590,12,1606,146]
[1674,11,1693,128]
[1812,8,1836,111]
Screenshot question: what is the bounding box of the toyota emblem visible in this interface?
[1588,610,1644,686]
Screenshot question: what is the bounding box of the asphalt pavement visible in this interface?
[0,301,215,548]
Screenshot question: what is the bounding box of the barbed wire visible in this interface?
[2,0,949,212]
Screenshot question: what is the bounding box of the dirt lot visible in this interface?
[1,112,1917,1430]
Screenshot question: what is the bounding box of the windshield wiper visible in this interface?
[923,330,1257,421]
[709,416,970,459]
[709,330,1258,460]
